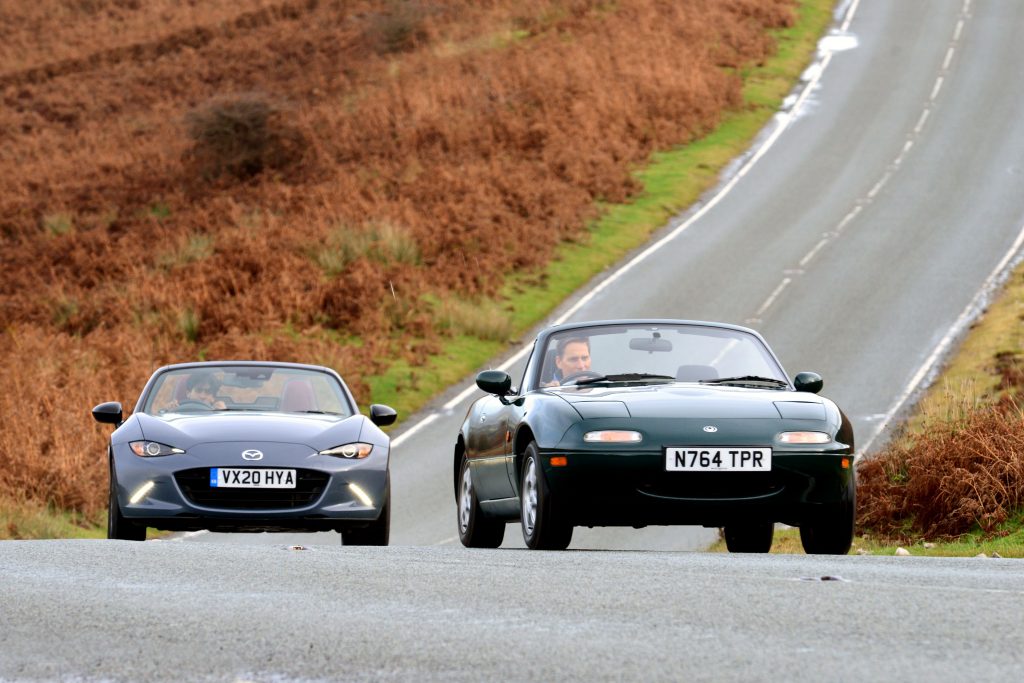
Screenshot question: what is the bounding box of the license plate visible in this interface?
[665,447,772,471]
[210,468,297,488]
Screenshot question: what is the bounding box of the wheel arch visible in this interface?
[453,434,466,501]
[512,424,537,487]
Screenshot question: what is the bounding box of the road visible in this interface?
[191,0,1024,551]
[2,541,1023,682]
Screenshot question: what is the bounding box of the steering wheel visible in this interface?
[175,400,213,411]
[560,370,603,385]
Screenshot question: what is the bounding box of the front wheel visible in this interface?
[342,478,390,546]
[520,443,572,550]
[457,455,505,548]
[108,464,146,541]
[800,477,855,555]
[723,522,773,553]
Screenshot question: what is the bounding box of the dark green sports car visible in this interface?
[454,320,855,553]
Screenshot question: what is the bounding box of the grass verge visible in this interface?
[1,497,105,540]
[707,521,1024,558]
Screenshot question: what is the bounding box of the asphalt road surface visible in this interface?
[2,541,1023,682]
[192,0,1024,551]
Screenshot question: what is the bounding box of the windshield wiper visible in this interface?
[295,410,345,415]
[576,373,676,385]
[699,375,789,388]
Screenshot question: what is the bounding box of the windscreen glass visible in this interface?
[537,324,786,387]
[144,366,352,415]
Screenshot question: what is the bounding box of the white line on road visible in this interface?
[943,46,955,71]
[930,76,945,101]
[914,108,930,135]
[756,278,793,317]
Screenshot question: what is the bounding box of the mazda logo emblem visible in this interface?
[241,449,264,461]
[703,426,718,433]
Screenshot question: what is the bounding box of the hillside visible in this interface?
[0,0,797,517]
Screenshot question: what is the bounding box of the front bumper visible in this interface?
[538,448,854,527]
[112,444,388,533]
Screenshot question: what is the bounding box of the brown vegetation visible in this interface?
[857,398,1024,541]
[0,0,796,516]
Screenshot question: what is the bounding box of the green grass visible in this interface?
[1,497,105,540]
[707,520,1024,558]
[364,0,837,416]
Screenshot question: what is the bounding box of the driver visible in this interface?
[543,337,592,386]
[166,373,227,411]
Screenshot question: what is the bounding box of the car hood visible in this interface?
[135,412,366,450]
[548,384,826,420]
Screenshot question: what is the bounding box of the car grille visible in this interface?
[638,472,786,500]
[174,468,330,510]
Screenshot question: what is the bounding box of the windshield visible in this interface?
[143,366,354,416]
[537,324,788,388]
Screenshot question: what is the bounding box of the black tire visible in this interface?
[723,522,773,553]
[108,463,146,541]
[341,477,390,546]
[520,443,572,550]
[800,477,855,555]
[457,455,505,548]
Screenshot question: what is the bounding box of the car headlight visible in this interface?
[319,442,373,459]
[129,441,185,457]
[583,430,642,443]
[777,431,831,444]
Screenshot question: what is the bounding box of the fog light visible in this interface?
[777,431,830,444]
[128,481,155,504]
[349,483,373,507]
[583,430,642,443]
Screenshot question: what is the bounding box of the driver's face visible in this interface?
[188,386,216,405]
[555,341,591,376]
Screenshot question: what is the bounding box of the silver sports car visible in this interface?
[92,361,396,545]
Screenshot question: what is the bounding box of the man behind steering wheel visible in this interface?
[543,337,593,386]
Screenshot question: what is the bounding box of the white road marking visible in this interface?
[756,278,792,317]
[954,18,965,41]
[930,76,945,101]
[914,108,930,135]
[860,222,1024,455]
[799,238,831,268]
[943,46,955,71]
[867,172,892,199]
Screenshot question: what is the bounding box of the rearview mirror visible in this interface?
[476,370,512,396]
[793,372,823,394]
[369,404,397,427]
[629,336,673,352]
[92,401,123,425]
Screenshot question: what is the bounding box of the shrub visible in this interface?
[857,398,1024,541]
[364,1,431,54]
[434,296,514,342]
[184,93,307,181]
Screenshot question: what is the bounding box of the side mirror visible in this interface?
[92,401,123,425]
[369,404,397,427]
[793,372,823,394]
[476,370,512,396]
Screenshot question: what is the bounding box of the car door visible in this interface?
[468,395,516,501]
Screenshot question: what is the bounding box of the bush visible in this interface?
[184,93,307,181]
[857,398,1024,540]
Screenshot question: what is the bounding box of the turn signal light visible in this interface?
[841,457,850,469]
[777,431,830,444]
[583,430,642,443]
[550,456,568,467]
